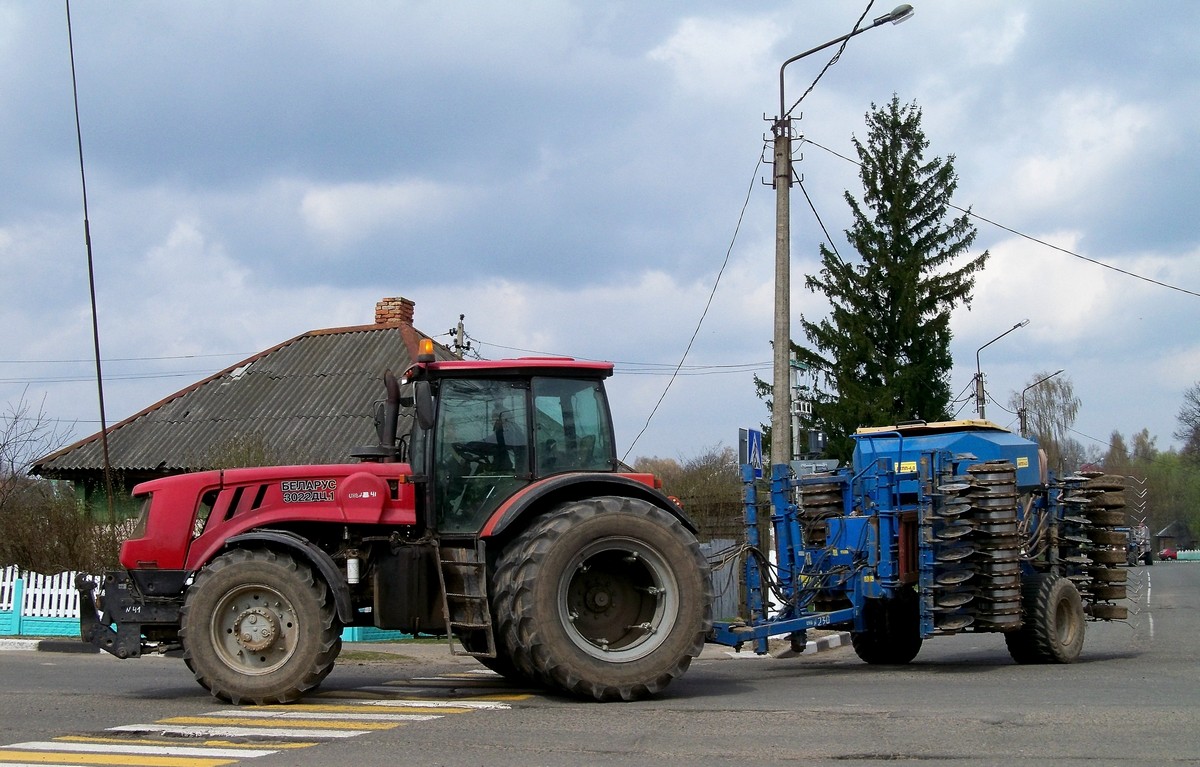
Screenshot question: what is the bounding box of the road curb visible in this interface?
[0,638,100,654]
[771,630,850,659]
[702,631,851,660]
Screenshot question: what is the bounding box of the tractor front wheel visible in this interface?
[493,496,712,701]
[180,549,342,704]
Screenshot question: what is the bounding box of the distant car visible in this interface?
[1159,548,1178,561]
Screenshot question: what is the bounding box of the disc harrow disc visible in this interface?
[935,569,975,586]
[936,614,975,631]
[1090,548,1126,564]
[937,482,972,494]
[1085,510,1127,527]
[1088,567,1127,583]
[935,523,974,541]
[1081,475,1127,491]
[1087,491,1126,509]
[1088,585,1127,600]
[935,592,975,609]
[1088,603,1128,620]
[942,552,980,566]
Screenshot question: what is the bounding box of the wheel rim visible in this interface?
[209,582,299,675]
[557,536,679,662]
[1054,596,1079,648]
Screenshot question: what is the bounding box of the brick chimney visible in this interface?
[375,297,415,326]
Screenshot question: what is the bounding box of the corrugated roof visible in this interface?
[34,321,452,477]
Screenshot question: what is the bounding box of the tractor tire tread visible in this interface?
[493,496,711,702]
[1005,573,1084,665]
[180,548,341,705]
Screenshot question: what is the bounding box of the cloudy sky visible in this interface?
[3,1,1198,465]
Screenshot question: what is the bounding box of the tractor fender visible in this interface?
[480,472,697,540]
[222,529,355,625]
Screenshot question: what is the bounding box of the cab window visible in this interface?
[532,377,614,476]
[433,378,530,533]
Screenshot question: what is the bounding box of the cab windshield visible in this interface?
[431,375,615,534]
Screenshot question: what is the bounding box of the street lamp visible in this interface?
[771,4,915,467]
[1019,369,1064,438]
[974,318,1029,420]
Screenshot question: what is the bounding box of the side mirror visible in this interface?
[414,380,435,431]
[399,381,416,408]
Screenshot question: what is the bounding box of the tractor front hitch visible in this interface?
[75,571,185,659]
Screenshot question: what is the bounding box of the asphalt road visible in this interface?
[1,562,1195,766]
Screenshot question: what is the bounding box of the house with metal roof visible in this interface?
[33,297,454,514]
[1155,520,1195,552]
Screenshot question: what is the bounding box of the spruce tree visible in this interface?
[797,96,988,459]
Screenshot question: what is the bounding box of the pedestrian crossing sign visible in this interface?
[739,428,764,479]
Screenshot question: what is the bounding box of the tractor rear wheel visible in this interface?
[851,589,923,665]
[180,549,342,704]
[492,496,712,701]
[458,629,532,683]
[1005,573,1084,664]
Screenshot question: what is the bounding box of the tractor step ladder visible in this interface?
[436,542,496,658]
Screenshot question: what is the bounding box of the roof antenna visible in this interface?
[66,0,116,523]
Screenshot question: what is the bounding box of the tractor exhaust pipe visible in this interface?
[380,369,401,460]
[351,369,404,462]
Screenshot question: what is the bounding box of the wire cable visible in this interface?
[620,151,763,461]
[798,178,846,267]
[785,2,876,118]
[802,136,1200,300]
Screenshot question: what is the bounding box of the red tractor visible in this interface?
[79,340,712,703]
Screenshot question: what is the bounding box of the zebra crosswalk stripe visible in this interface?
[6,741,277,759]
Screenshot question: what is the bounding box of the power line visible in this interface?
[454,336,769,375]
[1,337,767,386]
[624,153,763,458]
[0,352,250,365]
[985,390,1017,416]
[959,208,1200,299]
[798,178,845,266]
[0,370,225,385]
[801,136,1200,299]
[785,1,876,118]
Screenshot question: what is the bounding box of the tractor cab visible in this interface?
[399,341,619,535]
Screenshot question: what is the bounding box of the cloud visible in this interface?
[954,231,1108,345]
[1007,90,1158,213]
[956,9,1027,66]
[648,14,784,101]
[299,179,471,249]
[5,0,1200,466]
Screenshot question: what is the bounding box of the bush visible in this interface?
[0,478,128,572]
[0,391,129,572]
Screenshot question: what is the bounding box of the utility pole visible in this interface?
[1018,368,1064,438]
[770,4,915,467]
[448,314,472,359]
[974,318,1028,420]
[771,110,794,466]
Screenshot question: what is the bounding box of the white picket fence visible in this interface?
[0,566,13,613]
[0,565,398,642]
[0,565,91,619]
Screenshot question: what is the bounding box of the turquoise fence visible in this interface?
[0,566,406,642]
[0,567,82,637]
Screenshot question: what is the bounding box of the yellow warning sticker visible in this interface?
[1017,456,1029,468]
